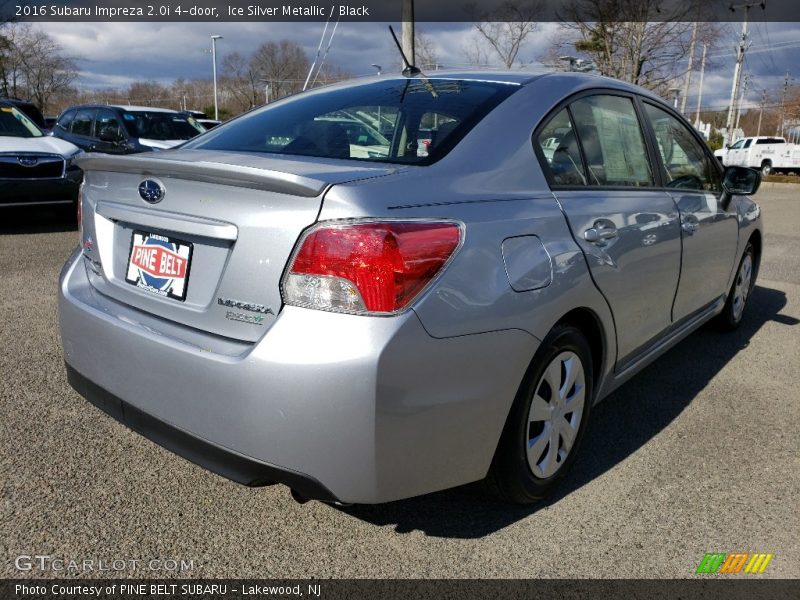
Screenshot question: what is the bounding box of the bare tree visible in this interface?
[125,81,172,107]
[415,31,440,70]
[468,0,542,69]
[3,25,77,111]
[250,39,309,100]
[555,0,720,93]
[222,51,260,111]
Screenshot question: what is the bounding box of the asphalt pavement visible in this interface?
[1,185,798,579]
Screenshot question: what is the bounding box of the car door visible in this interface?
[641,102,738,322]
[67,108,98,151]
[726,139,745,166]
[93,108,128,154]
[53,109,77,144]
[537,93,682,368]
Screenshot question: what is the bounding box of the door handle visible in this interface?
[584,224,618,245]
[681,221,699,235]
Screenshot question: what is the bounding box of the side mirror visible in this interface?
[722,166,761,196]
[97,126,121,143]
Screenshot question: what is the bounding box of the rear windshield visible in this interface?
[183,79,519,164]
[0,105,43,138]
[121,111,205,141]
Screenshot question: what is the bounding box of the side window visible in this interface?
[71,109,96,137]
[743,139,752,148]
[643,103,722,193]
[537,108,586,186]
[57,110,75,132]
[95,109,124,141]
[569,95,654,187]
[730,139,745,149]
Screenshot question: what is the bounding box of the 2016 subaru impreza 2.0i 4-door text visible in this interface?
[59,71,763,505]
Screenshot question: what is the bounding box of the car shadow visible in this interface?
[0,205,77,235]
[336,285,797,538]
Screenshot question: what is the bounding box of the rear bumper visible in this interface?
[65,364,340,502]
[59,250,538,503]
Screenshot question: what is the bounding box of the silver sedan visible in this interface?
[59,71,762,504]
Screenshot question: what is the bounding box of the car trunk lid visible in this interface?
[77,149,399,342]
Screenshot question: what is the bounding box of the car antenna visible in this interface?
[388,25,438,98]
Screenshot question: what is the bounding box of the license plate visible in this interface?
[125,231,193,301]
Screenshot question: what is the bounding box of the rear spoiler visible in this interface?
[76,153,331,198]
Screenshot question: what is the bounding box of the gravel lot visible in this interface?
[1,185,798,579]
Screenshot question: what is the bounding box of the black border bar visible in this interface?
[5,0,800,23]
[2,579,799,600]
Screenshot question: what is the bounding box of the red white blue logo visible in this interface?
[125,231,192,301]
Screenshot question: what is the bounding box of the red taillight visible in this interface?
[283,221,462,314]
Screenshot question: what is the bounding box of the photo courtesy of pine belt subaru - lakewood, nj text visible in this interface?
[59,71,763,505]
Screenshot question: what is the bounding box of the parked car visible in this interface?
[59,72,762,505]
[0,100,83,211]
[52,105,205,154]
[0,97,47,131]
[714,135,800,175]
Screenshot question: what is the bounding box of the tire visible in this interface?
[761,161,772,177]
[715,242,756,331]
[487,324,594,504]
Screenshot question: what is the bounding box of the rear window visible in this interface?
[756,138,785,145]
[183,79,519,164]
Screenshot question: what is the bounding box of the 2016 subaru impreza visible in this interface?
[59,71,762,505]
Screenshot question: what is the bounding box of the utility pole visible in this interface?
[756,89,767,136]
[211,35,223,121]
[681,21,698,114]
[401,0,415,67]
[735,74,750,132]
[725,2,764,146]
[777,71,790,136]
[694,43,708,128]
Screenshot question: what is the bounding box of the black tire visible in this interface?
[487,324,594,504]
[715,242,756,331]
[761,161,772,177]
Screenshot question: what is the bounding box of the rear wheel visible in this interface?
[488,324,593,504]
[715,242,756,330]
[761,160,772,176]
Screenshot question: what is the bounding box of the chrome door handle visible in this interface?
[681,221,699,235]
[584,226,618,244]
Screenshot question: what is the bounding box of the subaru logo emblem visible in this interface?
[138,179,164,204]
[18,156,38,167]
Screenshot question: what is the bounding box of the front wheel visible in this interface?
[715,243,756,330]
[487,324,594,504]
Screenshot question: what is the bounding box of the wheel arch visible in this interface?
[556,307,607,401]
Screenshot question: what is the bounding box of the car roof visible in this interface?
[66,104,180,113]
[324,70,667,105]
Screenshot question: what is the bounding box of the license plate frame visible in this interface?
[124,230,193,301]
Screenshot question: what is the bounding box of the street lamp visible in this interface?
[211,34,223,121]
[370,64,382,76]
[668,87,681,109]
[260,79,271,105]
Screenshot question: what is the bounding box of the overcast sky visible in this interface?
[34,20,800,111]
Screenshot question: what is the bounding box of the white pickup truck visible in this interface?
[714,136,800,175]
